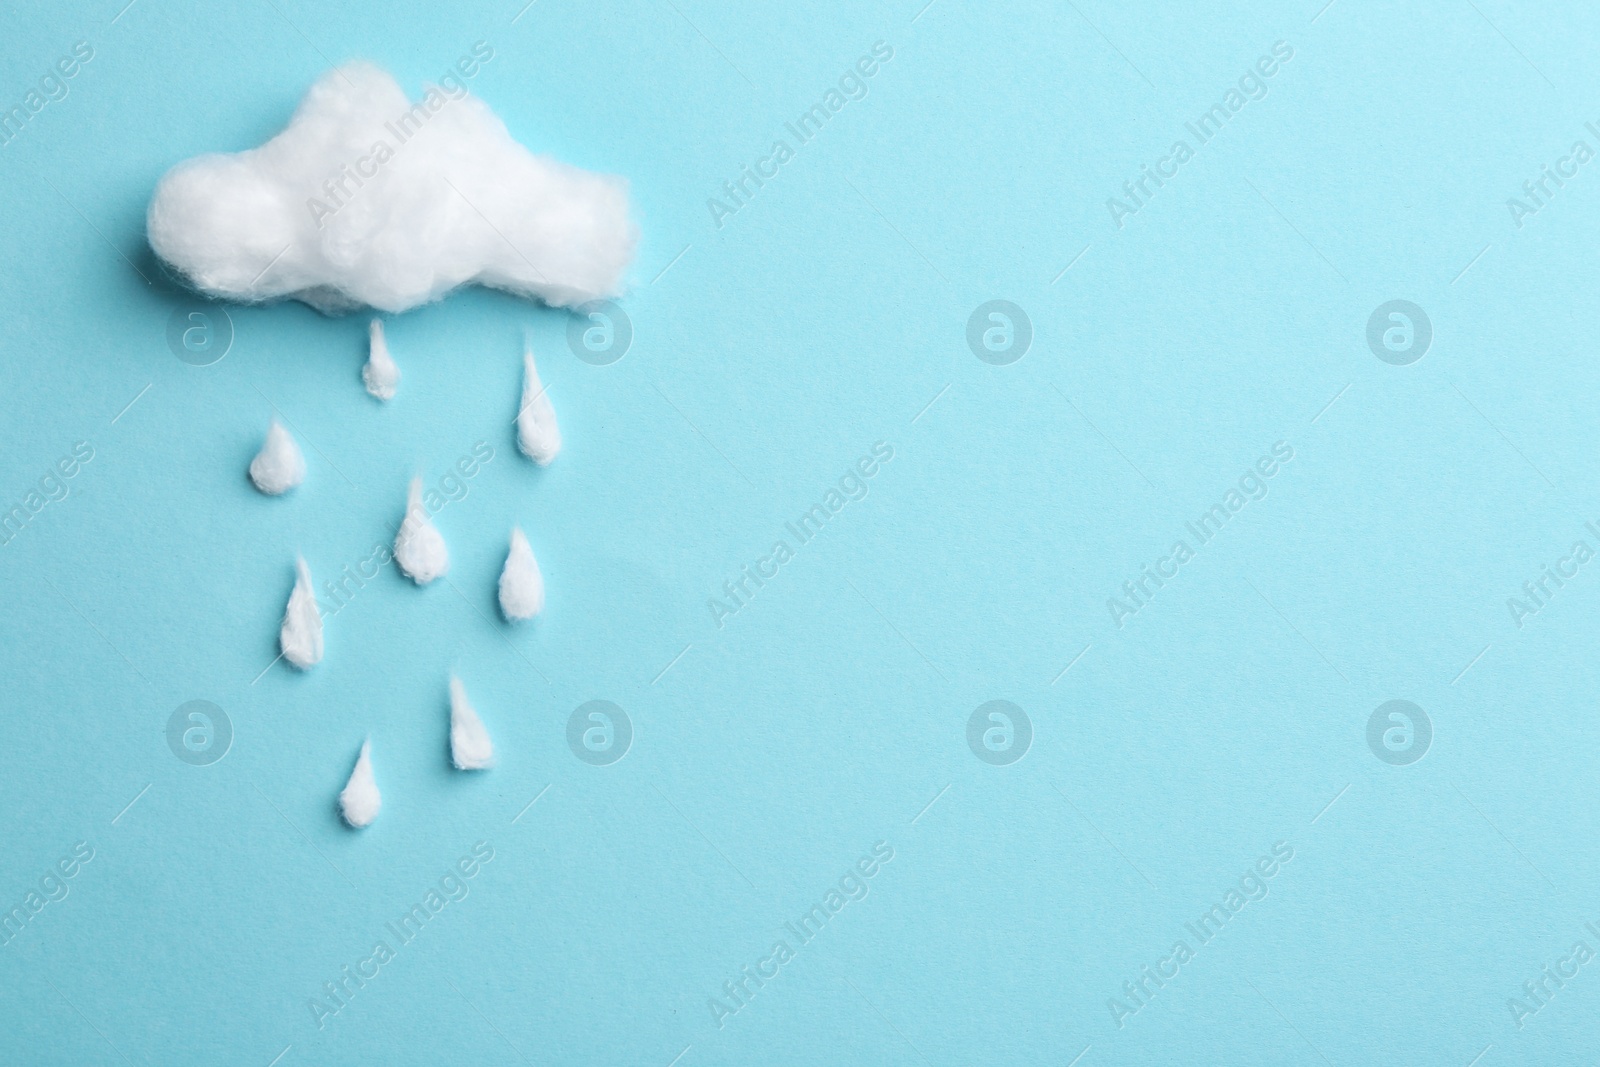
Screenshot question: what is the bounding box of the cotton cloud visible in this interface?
[147,58,637,314]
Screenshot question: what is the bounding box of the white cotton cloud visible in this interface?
[146,61,637,315]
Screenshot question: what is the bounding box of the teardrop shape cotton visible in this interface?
[363,318,399,400]
[394,476,448,584]
[249,419,305,494]
[517,340,561,465]
[339,739,381,828]
[498,526,544,622]
[449,676,494,770]
[280,555,323,669]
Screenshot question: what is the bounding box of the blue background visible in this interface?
[1,0,1597,1063]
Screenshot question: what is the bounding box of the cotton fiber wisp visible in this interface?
[394,476,448,584]
[249,419,305,494]
[448,676,494,770]
[517,340,560,465]
[339,739,381,828]
[363,319,399,400]
[498,526,543,621]
[280,556,323,668]
[146,61,638,315]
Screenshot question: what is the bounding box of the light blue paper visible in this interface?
[2,1,1597,1063]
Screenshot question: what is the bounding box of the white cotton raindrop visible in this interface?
[363,318,399,400]
[449,676,495,770]
[339,738,381,828]
[516,338,561,465]
[280,555,323,669]
[498,526,544,622]
[249,419,305,495]
[394,476,448,584]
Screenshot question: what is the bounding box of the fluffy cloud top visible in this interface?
[147,60,636,314]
